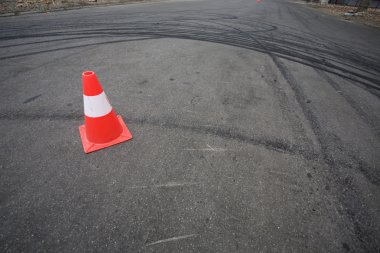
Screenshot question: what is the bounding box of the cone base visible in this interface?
[79,115,132,153]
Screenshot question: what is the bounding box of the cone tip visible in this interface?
[83,71,95,77]
[82,70,103,96]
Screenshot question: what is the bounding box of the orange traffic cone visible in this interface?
[79,71,132,153]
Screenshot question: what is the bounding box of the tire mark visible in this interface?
[316,69,379,137]
[0,110,319,160]
[253,11,380,251]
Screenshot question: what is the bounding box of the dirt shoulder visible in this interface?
[0,0,158,15]
[308,3,380,28]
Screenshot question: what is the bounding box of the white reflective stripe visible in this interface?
[83,91,112,118]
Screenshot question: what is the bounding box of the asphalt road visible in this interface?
[1,0,380,252]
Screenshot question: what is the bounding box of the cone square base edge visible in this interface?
[79,115,132,153]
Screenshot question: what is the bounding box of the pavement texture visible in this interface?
[1,0,380,252]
